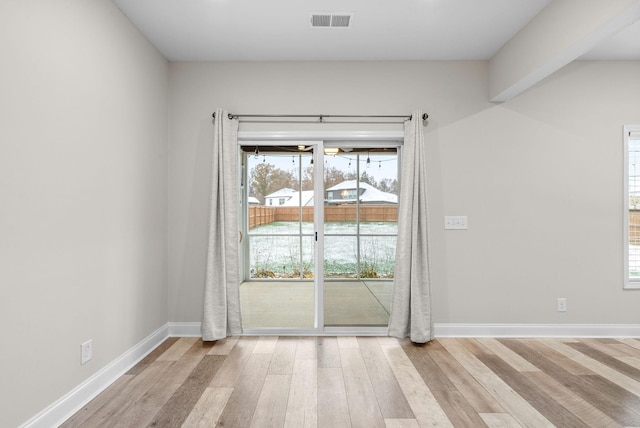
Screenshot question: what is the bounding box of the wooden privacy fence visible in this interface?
[249,205,398,229]
[630,210,640,244]
[248,206,276,229]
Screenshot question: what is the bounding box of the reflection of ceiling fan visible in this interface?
[297,145,353,156]
[296,145,337,155]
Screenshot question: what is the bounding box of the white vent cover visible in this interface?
[310,12,353,28]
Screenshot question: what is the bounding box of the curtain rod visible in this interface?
[212,112,428,122]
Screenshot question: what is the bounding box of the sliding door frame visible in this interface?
[238,131,403,336]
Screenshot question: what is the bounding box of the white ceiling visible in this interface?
[112,0,640,62]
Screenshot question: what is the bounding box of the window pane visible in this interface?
[324,235,357,278]
[360,235,397,278]
[249,235,300,278]
[247,153,308,235]
[246,151,313,279]
[629,138,640,279]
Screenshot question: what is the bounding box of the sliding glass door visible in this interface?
[239,141,399,332]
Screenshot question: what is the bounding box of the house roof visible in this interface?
[264,188,297,199]
[263,181,397,206]
[327,180,397,204]
[281,190,315,207]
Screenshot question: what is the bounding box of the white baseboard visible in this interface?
[21,324,169,428]
[168,321,640,338]
[434,323,640,338]
[168,321,202,337]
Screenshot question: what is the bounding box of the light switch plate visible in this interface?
[444,216,468,230]
[557,297,567,312]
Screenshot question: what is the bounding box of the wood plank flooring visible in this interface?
[61,337,640,427]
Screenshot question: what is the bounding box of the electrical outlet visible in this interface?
[81,339,92,365]
[557,298,567,312]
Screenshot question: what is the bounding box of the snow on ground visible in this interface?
[249,221,397,278]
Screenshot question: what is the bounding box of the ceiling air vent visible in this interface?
[310,12,353,28]
[311,14,331,27]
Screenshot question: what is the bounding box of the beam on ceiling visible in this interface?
[489,0,640,102]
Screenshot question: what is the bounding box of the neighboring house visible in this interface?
[248,196,260,205]
[266,181,396,207]
[326,180,397,205]
[281,190,314,207]
[264,187,296,206]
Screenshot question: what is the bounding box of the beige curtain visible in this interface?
[202,108,242,341]
[388,109,432,343]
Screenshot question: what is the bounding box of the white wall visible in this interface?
[0,1,168,426]
[168,60,640,326]
[442,61,640,324]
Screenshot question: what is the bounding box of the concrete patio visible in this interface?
[240,280,392,328]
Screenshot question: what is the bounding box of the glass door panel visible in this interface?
[323,149,398,327]
[240,149,315,329]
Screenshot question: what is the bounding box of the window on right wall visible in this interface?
[624,125,640,288]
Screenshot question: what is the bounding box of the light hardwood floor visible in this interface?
[61,336,640,427]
